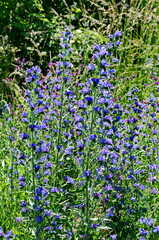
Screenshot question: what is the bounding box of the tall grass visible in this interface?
[72,0,159,96]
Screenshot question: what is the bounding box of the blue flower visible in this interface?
[114,30,122,37]
[108,42,114,48]
[44,210,53,216]
[113,58,119,63]
[92,192,102,198]
[85,96,93,104]
[45,162,52,168]
[21,200,26,207]
[87,64,96,71]
[20,132,30,140]
[35,187,43,195]
[45,226,52,231]
[26,76,32,82]
[26,68,32,74]
[3,230,13,238]
[153,226,159,233]
[36,215,43,223]
[89,134,97,141]
[110,235,117,240]
[22,111,28,117]
[21,207,27,213]
[101,59,110,67]
[108,34,114,39]
[91,77,100,86]
[91,223,100,228]
[31,74,37,80]
[84,170,92,177]
[8,136,15,141]
[18,175,26,181]
[116,41,121,46]
[15,217,23,222]
[50,187,58,193]
[140,217,146,224]
[139,228,148,236]
[65,176,75,184]
[32,65,41,73]
[147,218,154,226]
[67,230,73,238]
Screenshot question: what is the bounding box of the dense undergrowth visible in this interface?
[0,28,159,240]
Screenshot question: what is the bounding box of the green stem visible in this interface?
[86,179,89,234]
[31,130,35,194]
[85,85,97,235]
[56,77,65,169]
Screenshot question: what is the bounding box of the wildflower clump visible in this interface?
[1,28,159,240]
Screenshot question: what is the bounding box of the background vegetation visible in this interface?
[0,0,159,104]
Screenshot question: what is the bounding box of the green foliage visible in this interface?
[0,1,63,79]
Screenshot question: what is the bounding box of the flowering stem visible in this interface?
[56,76,65,171]
[85,85,97,235]
[90,86,97,134]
